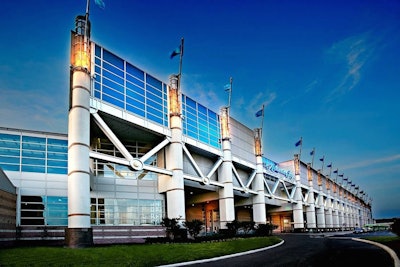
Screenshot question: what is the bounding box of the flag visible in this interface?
[170,46,181,59]
[319,157,324,162]
[295,139,302,147]
[327,163,332,168]
[95,0,105,9]
[310,150,314,156]
[333,169,338,174]
[255,109,263,117]
[224,84,231,91]
[343,177,348,181]
[338,174,344,177]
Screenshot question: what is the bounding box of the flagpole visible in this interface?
[178,37,184,90]
[260,104,265,137]
[320,156,325,172]
[228,77,232,109]
[299,137,303,161]
[311,147,315,167]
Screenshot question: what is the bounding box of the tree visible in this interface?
[185,219,204,239]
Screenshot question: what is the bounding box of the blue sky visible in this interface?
[0,0,399,219]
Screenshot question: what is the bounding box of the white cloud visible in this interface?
[341,154,400,171]
[325,32,376,102]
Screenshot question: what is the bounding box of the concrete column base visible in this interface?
[65,228,93,248]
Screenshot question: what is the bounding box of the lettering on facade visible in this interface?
[263,158,294,181]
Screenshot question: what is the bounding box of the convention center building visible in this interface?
[0,14,372,247]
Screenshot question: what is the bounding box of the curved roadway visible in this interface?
[162,232,396,267]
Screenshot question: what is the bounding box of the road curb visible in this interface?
[157,239,285,267]
[352,237,400,267]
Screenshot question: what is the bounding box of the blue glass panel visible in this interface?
[103,49,124,69]
[103,61,124,78]
[22,136,46,144]
[198,104,207,115]
[102,86,124,100]
[126,62,144,81]
[147,105,163,118]
[94,89,101,99]
[146,84,163,98]
[22,143,45,151]
[126,74,144,88]
[22,165,45,173]
[103,70,124,89]
[47,152,67,160]
[0,133,20,141]
[126,103,146,117]
[47,139,67,146]
[147,113,162,124]
[22,150,45,158]
[47,167,67,174]
[0,155,19,164]
[102,94,124,108]
[146,74,162,90]
[184,96,196,108]
[47,160,68,168]
[0,147,20,156]
[95,57,101,66]
[126,96,145,110]
[126,82,145,99]
[0,141,20,149]
[0,164,19,171]
[22,158,45,165]
[95,65,101,75]
[47,145,67,153]
[95,44,101,57]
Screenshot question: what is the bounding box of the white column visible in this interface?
[253,129,266,224]
[66,15,93,248]
[218,107,235,229]
[316,191,326,230]
[165,75,185,223]
[292,155,304,230]
[305,164,316,230]
[332,188,339,230]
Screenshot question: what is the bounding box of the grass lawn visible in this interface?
[0,236,282,267]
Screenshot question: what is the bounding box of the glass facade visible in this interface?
[90,198,163,226]
[0,133,68,174]
[182,95,221,149]
[93,43,221,149]
[20,195,68,226]
[93,44,169,127]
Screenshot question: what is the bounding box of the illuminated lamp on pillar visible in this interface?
[70,15,91,70]
[317,170,322,186]
[307,163,313,182]
[220,107,230,140]
[294,154,300,175]
[254,128,262,156]
[168,75,180,116]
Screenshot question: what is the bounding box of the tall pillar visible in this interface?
[252,128,266,224]
[332,183,339,230]
[66,15,93,247]
[165,75,186,222]
[325,178,333,230]
[316,170,325,230]
[292,154,304,230]
[305,164,316,230]
[338,188,344,230]
[218,107,235,229]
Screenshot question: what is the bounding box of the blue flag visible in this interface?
[255,109,263,117]
[333,169,338,174]
[224,84,231,91]
[319,157,324,162]
[310,150,314,156]
[170,46,181,59]
[327,164,332,168]
[295,139,302,147]
[95,0,105,9]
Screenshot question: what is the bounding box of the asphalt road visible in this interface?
[181,233,394,267]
